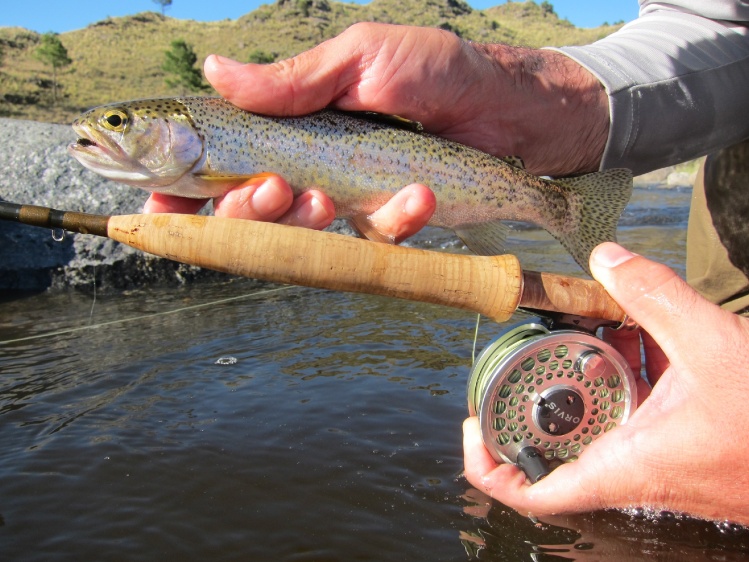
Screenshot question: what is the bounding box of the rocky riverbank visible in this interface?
[0,118,246,293]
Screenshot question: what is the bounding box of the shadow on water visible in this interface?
[2,185,748,560]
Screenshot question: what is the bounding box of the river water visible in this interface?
[2,185,748,561]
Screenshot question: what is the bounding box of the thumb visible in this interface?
[462,416,643,515]
[589,242,726,362]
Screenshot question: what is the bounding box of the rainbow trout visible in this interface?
[68,97,632,273]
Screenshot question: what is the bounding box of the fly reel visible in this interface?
[467,318,636,483]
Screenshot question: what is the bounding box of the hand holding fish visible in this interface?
[201,22,609,176]
[464,242,749,525]
[144,22,612,245]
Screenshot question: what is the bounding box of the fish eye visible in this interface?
[101,110,128,132]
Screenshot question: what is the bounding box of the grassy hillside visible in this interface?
[0,0,620,123]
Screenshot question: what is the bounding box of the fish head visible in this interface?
[68,98,204,190]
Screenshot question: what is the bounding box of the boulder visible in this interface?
[0,118,234,292]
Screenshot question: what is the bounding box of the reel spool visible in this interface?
[467,318,636,483]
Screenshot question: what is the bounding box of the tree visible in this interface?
[153,0,173,15]
[162,39,208,94]
[540,1,556,17]
[248,49,276,64]
[33,32,72,105]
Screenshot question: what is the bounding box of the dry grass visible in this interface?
[0,0,620,123]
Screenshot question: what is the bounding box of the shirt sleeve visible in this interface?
[550,1,749,174]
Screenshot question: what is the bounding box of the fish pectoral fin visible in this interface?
[349,214,397,244]
[194,172,278,183]
[455,221,509,255]
[190,172,281,196]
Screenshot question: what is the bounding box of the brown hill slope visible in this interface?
[0,0,620,123]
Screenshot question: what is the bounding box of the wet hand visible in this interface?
[463,242,749,525]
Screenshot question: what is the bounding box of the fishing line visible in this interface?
[0,285,298,345]
[88,263,97,325]
[471,313,482,365]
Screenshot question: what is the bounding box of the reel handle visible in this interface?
[517,447,551,484]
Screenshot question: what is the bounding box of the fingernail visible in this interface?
[403,192,424,217]
[251,181,289,217]
[300,197,333,228]
[211,54,244,67]
[279,196,333,229]
[590,242,636,269]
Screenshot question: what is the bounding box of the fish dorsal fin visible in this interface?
[454,220,510,256]
[345,111,425,133]
[500,156,526,170]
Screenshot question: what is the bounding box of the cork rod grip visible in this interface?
[107,213,524,322]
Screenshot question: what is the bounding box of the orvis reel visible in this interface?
[467,317,637,483]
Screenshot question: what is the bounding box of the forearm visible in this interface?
[552,3,749,174]
[467,43,610,176]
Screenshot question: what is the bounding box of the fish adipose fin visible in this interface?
[455,221,509,255]
[553,168,633,275]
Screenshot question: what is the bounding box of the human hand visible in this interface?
[146,23,608,239]
[143,177,436,244]
[463,242,749,525]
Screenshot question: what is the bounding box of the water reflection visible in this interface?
[461,486,749,561]
[3,186,745,560]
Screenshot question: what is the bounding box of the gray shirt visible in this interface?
[553,0,749,174]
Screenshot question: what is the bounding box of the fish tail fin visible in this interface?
[553,168,633,275]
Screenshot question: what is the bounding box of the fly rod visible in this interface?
[0,201,625,324]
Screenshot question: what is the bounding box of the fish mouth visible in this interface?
[67,125,173,186]
[67,125,134,179]
[71,120,109,148]
[68,125,121,162]
[75,137,97,148]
